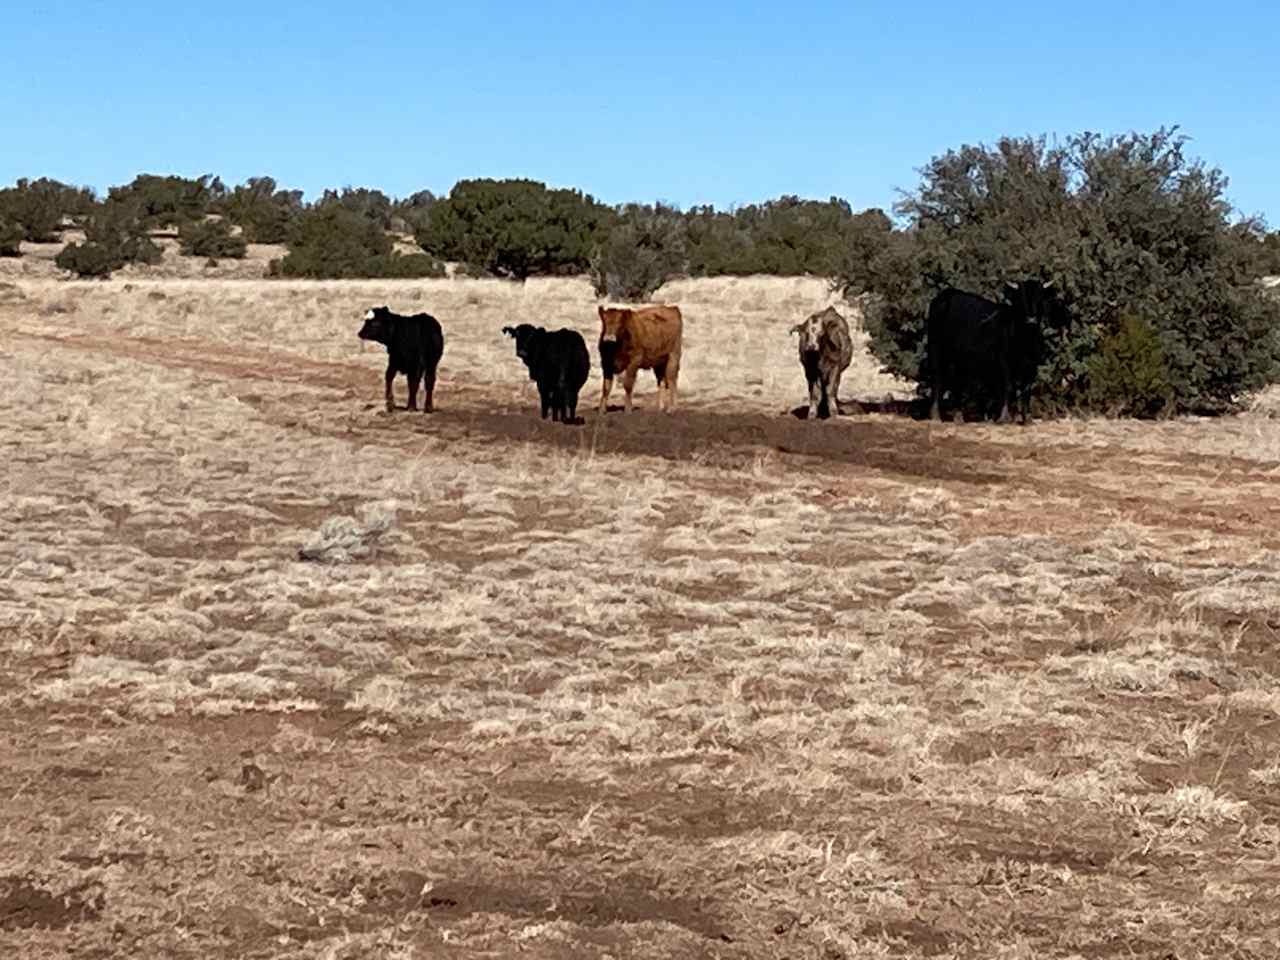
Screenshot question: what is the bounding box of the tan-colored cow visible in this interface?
[596,304,684,413]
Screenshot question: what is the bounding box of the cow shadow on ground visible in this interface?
[432,401,1006,486]
[789,397,931,421]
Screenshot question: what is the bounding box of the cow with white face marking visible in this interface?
[790,306,853,420]
[357,306,445,412]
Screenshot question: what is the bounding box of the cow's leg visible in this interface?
[406,367,421,411]
[807,376,822,420]
[996,368,1013,424]
[830,367,844,416]
[818,373,834,420]
[384,364,397,413]
[622,367,638,412]
[599,376,613,414]
[538,383,550,419]
[666,360,680,412]
[652,360,668,412]
[421,367,436,413]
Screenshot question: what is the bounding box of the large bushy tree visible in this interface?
[837,128,1280,415]
[419,178,608,279]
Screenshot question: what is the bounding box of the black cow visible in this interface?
[501,324,591,424]
[925,279,1067,424]
[357,306,445,413]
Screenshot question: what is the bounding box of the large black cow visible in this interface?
[925,279,1067,424]
[357,306,445,413]
[502,323,591,424]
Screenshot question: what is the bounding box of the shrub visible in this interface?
[0,217,22,256]
[590,204,686,301]
[179,218,248,259]
[837,127,1280,415]
[1085,314,1174,417]
[54,241,118,278]
[273,205,445,279]
[55,202,162,278]
[419,178,607,279]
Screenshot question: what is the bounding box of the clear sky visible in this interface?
[3,1,1276,221]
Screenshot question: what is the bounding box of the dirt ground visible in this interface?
[3,273,1280,959]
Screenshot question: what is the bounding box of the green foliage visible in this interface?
[0,177,95,242]
[392,190,436,235]
[55,202,162,278]
[54,240,118,278]
[317,187,395,230]
[683,198,877,277]
[107,174,225,230]
[591,204,687,301]
[379,252,447,279]
[419,178,607,279]
[1255,231,1280,275]
[272,205,445,279]
[219,177,303,244]
[1084,314,1173,417]
[179,217,248,259]
[0,217,22,256]
[838,127,1280,415]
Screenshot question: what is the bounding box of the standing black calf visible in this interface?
[501,324,590,424]
[358,306,445,413]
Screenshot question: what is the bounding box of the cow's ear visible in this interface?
[597,305,606,321]
[501,326,513,337]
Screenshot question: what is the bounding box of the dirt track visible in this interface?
[4,279,1280,958]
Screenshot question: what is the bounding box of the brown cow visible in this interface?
[596,304,684,413]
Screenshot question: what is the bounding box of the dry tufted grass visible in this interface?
[2,272,1280,958]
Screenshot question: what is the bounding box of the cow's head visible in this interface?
[358,306,393,345]
[1004,279,1069,330]
[790,308,837,355]
[597,306,632,345]
[597,306,631,372]
[502,323,542,362]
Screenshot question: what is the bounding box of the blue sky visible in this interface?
[3,1,1277,221]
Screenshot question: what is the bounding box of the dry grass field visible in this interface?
[3,256,1280,958]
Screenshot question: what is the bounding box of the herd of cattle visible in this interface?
[355,277,1070,424]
